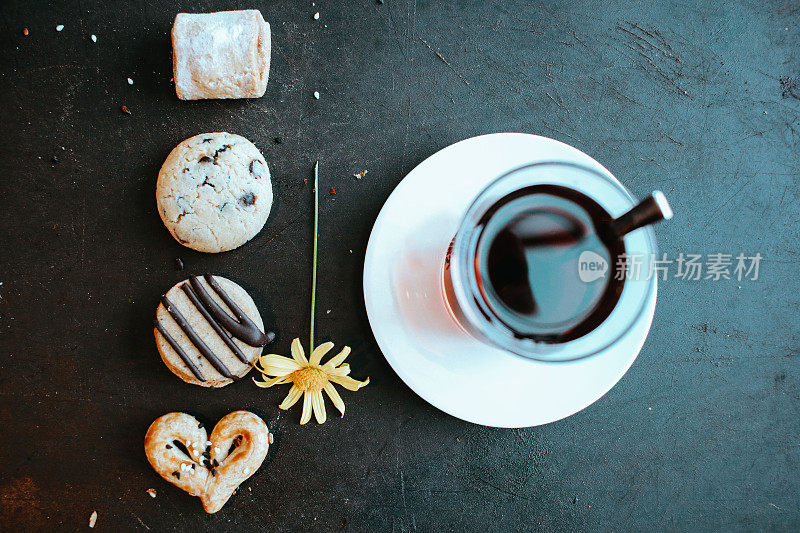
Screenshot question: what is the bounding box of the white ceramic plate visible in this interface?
[363,133,656,428]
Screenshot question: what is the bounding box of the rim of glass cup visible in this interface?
[448,161,657,363]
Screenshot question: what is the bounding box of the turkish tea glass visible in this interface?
[442,161,657,363]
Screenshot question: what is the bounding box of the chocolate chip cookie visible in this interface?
[157,132,273,253]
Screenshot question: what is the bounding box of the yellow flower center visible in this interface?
[291,366,329,392]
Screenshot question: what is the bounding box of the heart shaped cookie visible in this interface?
[144,411,270,513]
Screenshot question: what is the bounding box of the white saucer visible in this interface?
[364,133,657,428]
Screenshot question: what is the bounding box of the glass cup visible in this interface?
[442,161,657,363]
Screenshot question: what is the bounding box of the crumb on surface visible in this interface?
[313,12,320,20]
[121,105,131,114]
[147,488,157,498]
[56,25,64,32]
[89,511,98,528]
[22,28,29,36]
[353,170,368,179]
[313,91,320,99]
[91,34,97,42]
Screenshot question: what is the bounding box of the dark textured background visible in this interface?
[1,0,798,531]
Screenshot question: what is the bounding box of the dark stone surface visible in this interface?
[0,0,798,531]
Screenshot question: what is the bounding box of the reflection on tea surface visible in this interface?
[477,185,625,342]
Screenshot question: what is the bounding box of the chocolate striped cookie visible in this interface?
[154,274,275,387]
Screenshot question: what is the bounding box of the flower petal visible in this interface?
[309,342,334,366]
[291,338,308,365]
[329,374,370,391]
[256,354,301,376]
[279,385,303,410]
[311,390,327,424]
[323,382,345,417]
[327,364,351,377]
[323,346,351,369]
[253,375,290,388]
[299,391,313,425]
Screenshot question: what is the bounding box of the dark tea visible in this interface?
[474,185,625,342]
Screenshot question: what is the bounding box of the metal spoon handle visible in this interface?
[606,190,673,239]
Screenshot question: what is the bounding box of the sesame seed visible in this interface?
[214,447,221,454]
[127,77,133,85]
[313,91,320,99]
[91,34,97,42]
[56,25,64,32]
[268,433,274,445]
[147,488,157,498]
[206,440,212,446]
[313,12,320,20]
[89,511,98,528]
[193,449,199,457]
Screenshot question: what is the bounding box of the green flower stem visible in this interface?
[310,161,319,350]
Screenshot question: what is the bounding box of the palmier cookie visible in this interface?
[154,274,275,388]
[145,411,271,513]
[157,132,273,253]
